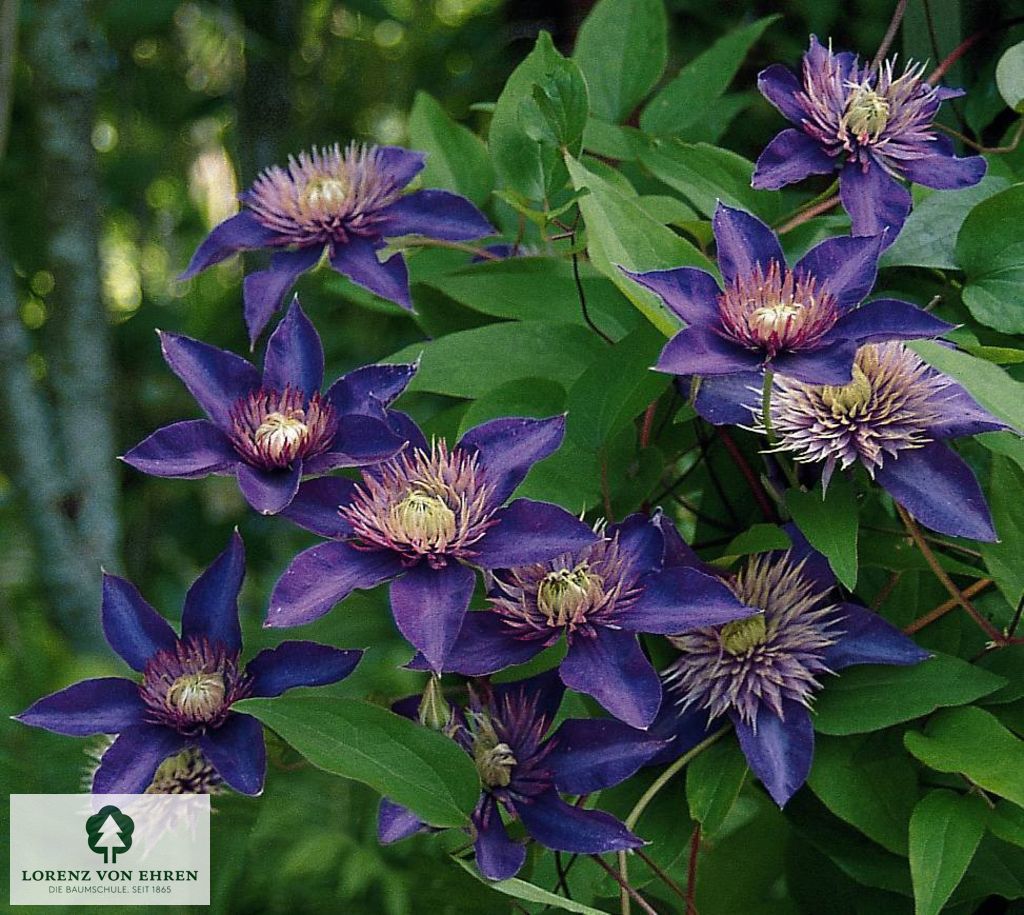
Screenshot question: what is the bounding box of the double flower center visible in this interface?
[536,564,605,627]
[718,263,837,357]
[842,85,890,143]
[390,489,459,552]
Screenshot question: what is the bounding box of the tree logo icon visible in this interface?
[85,805,135,864]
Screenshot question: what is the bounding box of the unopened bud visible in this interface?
[418,675,451,732]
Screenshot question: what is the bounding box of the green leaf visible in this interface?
[565,322,669,449]
[880,177,1011,270]
[408,92,494,207]
[910,340,1024,432]
[909,790,987,915]
[814,654,1007,736]
[519,54,589,156]
[422,256,639,338]
[859,529,984,578]
[996,41,1024,113]
[490,32,568,201]
[981,455,1024,608]
[685,737,748,837]
[981,429,1024,471]
[565,153,711,337]
[904,705,1024,808]
[452,857,608,914]
[516,437,602,513]
[639,140,782,222]
[582,118,645,160]
[386,321,607,398]
[806,732,917,855]
[572,0,667,123]
[640,16,779,137]
[957,834,1024,903]
[989,800,1024,849]
[786,474,859,590]
[720,523,791,559]
[235,697,480,828]
[956,184,1024,334]
[458,378,567,436]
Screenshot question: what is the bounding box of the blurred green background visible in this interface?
[1,1,1018,912]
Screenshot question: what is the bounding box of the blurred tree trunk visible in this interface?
[0,0,120,646]
[234,0,300,185]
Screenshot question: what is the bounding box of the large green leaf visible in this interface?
[408,91,494,207]
[565,153,711,336]
[910,340,1024,432]
[880,177,1011,271]
[904,705,1024,808]
[685,737,748,838]
[640,16,779,137]
[453,857,608,914]
[814,654,1006,736]
[572,0,667,123]
[806,732,917,855]
[236,697,480,828]
[786,474,859,590]
[565,322,669,449]
[956,184,1024,334]
[490,32,568,201]
[640,140,783,221]
[386,321,607,398]
[422,257,639,339]
[457,378,566,436]
[909,790,987,915]
[519,52,589,158]
[996,40,1024,112]
[981,455,1024,607]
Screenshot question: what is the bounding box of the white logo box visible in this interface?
[9,794,210,906]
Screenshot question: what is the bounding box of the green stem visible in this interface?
[625,726,730,831]
[761,370,775,445]
[617,726,728,914]
[399,237,500,260]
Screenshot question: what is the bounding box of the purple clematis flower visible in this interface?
[412,513,753,729]
[180,143,496,343]
[15,533,362,796]
[753,36,985,237]
[123,298,412,516]
[265,414,598,672]
[378,670,661,881]
[759,341,1006,541]
[626,203,953,391]
[651,527,929,807]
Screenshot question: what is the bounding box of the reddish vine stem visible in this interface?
[591,855,661,915]
[686,824,702,915]
[871,571,903,610]
[634,848,686,902]
[927,18,1024,85]
[776,195,840,234]
[903,578,993,635]
[640,401,658,449]
[896,505,1006,644]
[935,119,1024,155]
[872,0,910,71]
[716,428,778,522]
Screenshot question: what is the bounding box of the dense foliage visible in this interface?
[7,1,1024,913]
